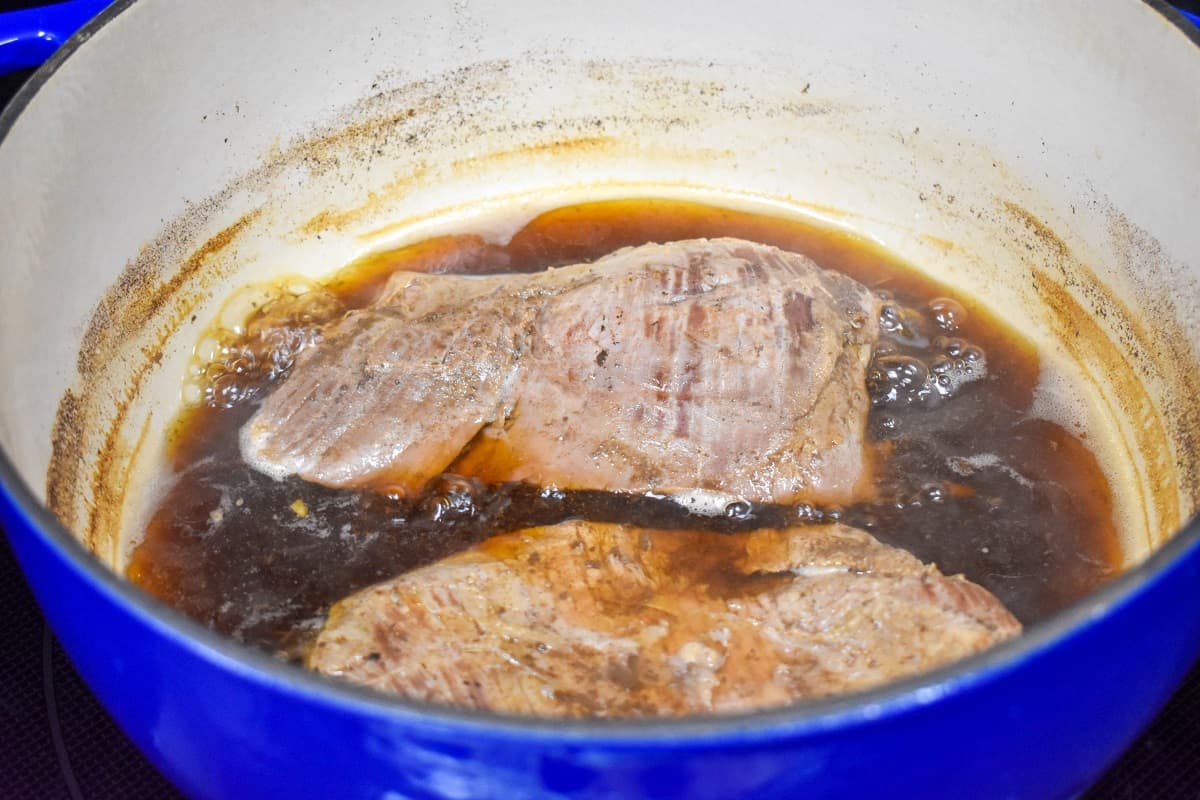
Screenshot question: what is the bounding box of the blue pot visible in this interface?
[1,1,1198,798]
[4,460,1200,798]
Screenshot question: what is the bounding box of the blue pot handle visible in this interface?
[0,0,112,75]
[0,1,1197,77]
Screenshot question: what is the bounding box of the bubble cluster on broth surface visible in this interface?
[869,294,988,409]
[183,283,345,410]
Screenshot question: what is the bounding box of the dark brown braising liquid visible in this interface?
[127,198,1121,661]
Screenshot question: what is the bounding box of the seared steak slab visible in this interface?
[241,238,880,504]
[308,521,1020,716]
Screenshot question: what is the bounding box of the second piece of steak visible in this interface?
[308,520,1020,716]
[241,238,880,504]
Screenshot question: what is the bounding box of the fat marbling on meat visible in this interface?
[240,238,880,504]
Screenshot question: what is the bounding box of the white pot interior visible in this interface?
[0,0,1197,577]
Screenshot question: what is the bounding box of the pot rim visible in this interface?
[0,0,1197,746]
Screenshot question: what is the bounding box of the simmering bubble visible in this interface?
[921,484,947,504]
[879,303,930,347]
[937,336,965,358]
[870,293,989,408]
[928,297,967,332]
[423,475,482,522]
[868,354,932,406]
[187,282,345,408]
[724,500,752,520]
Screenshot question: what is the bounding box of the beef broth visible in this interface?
[127,198,1121,663]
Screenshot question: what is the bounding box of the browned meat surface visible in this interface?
[307,521,1020,716]
[241,238,880,504]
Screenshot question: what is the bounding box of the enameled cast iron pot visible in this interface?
[0,2,1198,798]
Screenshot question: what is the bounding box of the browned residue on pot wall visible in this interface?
[45,390,84,533]
[299,136,622,237]
[46,210,262,553]
[1003,201,1197,544]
